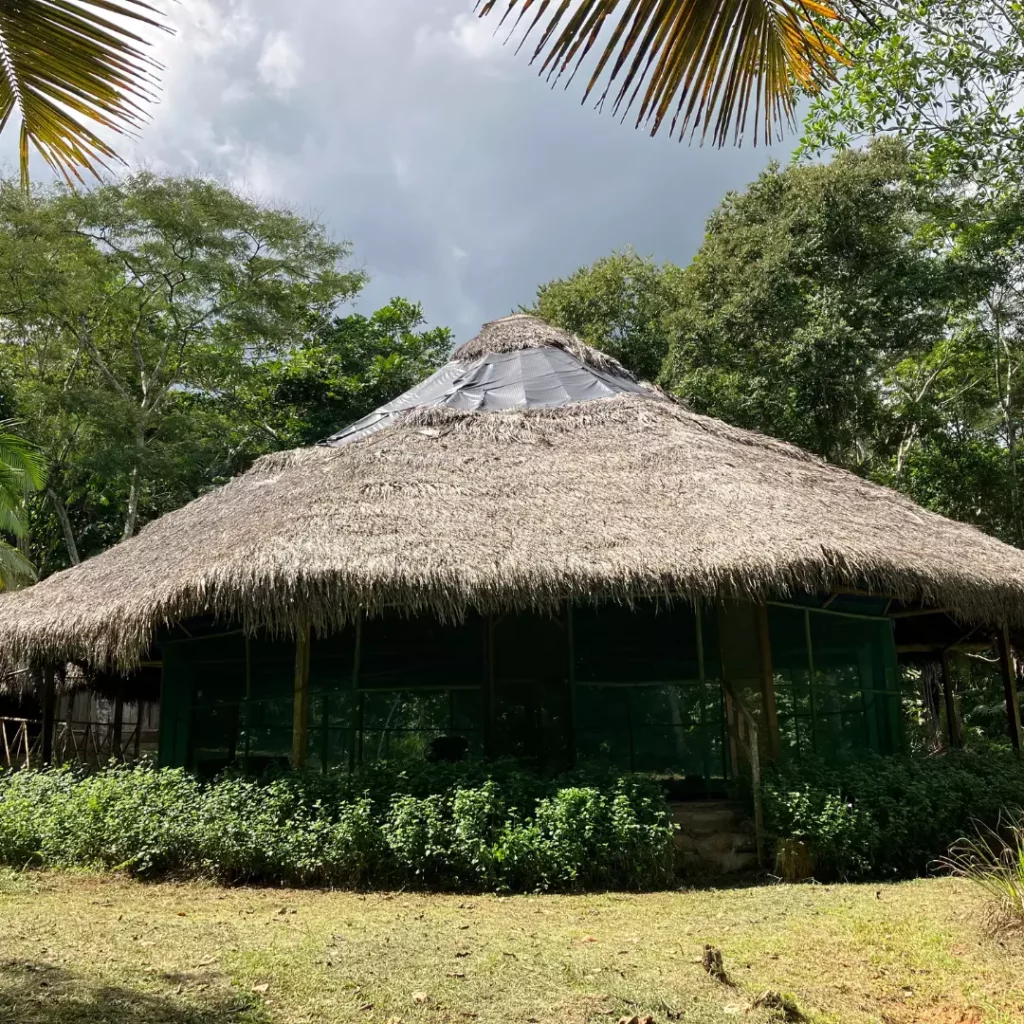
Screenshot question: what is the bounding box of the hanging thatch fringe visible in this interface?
[2,317,1024,670]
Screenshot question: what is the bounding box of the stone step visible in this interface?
[669,799,759,875]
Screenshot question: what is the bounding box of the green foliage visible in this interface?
[800,0,1024,195]
[0,762,675,892]
[662,142,947,468]
[0,173,450,574]
[239,296,451,446]
[763,748,1024,880]
[0,419,44,587]
[531,248,682,381]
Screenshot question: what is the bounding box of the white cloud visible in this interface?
[257,31,302,94]
[0,0,782,345]
[414,12,508,66]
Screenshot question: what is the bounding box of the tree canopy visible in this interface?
[530,142,1024,548]
[0,173,450,575]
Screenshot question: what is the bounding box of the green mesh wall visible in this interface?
[768,605,902,761]
[158,601,902,776]
[572,602,726,780]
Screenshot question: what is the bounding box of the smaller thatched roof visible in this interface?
[2,313,1024,670]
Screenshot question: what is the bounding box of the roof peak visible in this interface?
[453,313,632,377]
[321,313,664,447]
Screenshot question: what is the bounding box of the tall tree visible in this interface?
[530,248,681,381]
[0,173,361,567]
[0,2,165,185]
[661,142,949,468]
[477,0,844,145]
[242,297,452,448]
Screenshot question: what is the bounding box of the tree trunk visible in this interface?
[122,423,146,541]
[48,488,80,565]
[920,660,944,751]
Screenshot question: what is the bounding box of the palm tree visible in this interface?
[476,0,844,145]
[0,420,45,589]
[0,1,165,186]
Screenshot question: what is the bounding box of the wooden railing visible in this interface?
[0,716,153,769]
[721,679,764,865]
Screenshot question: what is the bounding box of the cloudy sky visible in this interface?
[26,0,794,342]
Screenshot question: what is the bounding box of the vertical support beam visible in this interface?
[566,601,577,767]
[940,652,962,749]
[484,615,494,759]
[291,625,311,770]
[41,665,56,765]
[134,702,143,759]
[997,625,1023,752]
[111,677,124,760]
[756,603,780,761]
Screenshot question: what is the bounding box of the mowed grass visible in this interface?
[0,873,1021,1024]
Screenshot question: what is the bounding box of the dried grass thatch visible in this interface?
[3,316,1024,670]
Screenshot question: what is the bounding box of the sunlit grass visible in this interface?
[0,874,1021,1024]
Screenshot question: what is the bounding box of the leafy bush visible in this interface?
[0,762,675,892]
[763,747,1024,880]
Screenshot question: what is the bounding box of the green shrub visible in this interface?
[763,747,1024,880]
[0,762,675,892]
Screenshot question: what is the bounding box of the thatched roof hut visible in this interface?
[2,313,1023,776]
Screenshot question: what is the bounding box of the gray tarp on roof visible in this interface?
[323,345,661,447]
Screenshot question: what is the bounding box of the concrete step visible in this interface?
[670,799,759,875]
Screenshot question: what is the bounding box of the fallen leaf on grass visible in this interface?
[412,991,430,1005]
[251,983,269,994]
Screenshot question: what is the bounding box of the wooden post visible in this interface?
[111,677,124,760]
[134,702,143,759]
[939,652,962,749]
[41,666,56,765]
[996,626,1023,752]
[291,625,311,769]
[757,604,780,761]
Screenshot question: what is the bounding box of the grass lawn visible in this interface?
[0,873,1021,1024]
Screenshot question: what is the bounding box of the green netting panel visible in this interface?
[768,605,902,762]
[574,602,699,682]
[360,612,486,688]
[248,636,297,700]
[809,612,902,756]
[572,602,725,782]
[491,612,571,767]
[310,629,358,693]
[769,606,814,759]
[161,634,248,773]
[717,600,765,724]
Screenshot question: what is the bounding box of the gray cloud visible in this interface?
[12,0,789,341]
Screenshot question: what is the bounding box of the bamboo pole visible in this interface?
[291,625,311,769]
[757,603,780,760]
[41,666,55,765]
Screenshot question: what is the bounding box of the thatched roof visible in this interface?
[3,313,1024,670]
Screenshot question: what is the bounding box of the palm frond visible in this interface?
[0,422,43,543]
[0,420,45,492]
[476,0,844,145]
[0,538,36,589]
[0,1,167,186]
